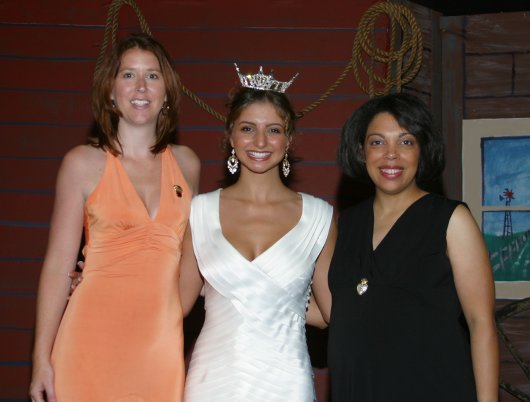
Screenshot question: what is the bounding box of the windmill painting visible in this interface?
[481,136,530,282]
[462,118,530,299]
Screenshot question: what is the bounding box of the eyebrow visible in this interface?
[237,121,283,127]
[366,131,412,137]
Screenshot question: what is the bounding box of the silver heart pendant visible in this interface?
[356,278,368,295]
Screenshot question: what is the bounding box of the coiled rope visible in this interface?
[94,0,423,122]
[352,1,424,97]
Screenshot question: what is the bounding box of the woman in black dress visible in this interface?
[328,93,498,401]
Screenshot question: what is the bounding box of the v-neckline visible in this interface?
[215,189,305,263]
[113,148,165,223]
[370,193,430,253]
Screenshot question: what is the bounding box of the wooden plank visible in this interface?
[0,90,92,125]
[0,193,53,223]
[0,59,95,91]
[466,12,530,53]
[0,260,42,293]
[290,132,340,162]
[0,331,33,361]
[0,366,32,400]
[0,25,103,58]
[0,0,378,28]
[465,97,530,119]
[466,54,514,97]
[440,15,464,200]
[0,295,36,328]
[1,126,90,158]
[514,53,530,96]
[0,159,61,190]
[0,226,49,259]
[0,24,376,62]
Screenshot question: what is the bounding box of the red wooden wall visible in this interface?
[0,0,382,399]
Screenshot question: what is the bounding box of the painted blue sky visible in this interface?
[482,135,530,236]
[483,211,530,236]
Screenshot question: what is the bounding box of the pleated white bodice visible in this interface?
[184,189,333,402]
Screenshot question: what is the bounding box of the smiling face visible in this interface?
[363,112,421,196]
[229,100,289,176]
[111,47,167,130]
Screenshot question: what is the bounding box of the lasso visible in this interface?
[94,0,424,122]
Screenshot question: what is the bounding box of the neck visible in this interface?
[373,186,427,215]
[116,122,157,157]
[228,168,291,202]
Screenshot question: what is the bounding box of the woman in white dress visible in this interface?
[179,66,336,402]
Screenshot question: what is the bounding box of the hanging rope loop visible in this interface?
[352,1,424,97]
[95,0,423,121]
[94,0,151,79]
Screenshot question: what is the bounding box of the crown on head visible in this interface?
[234,63,299,93]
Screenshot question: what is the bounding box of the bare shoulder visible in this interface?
[169,144,201,194]
[170,144,200,166]
[63,145,106,170]
[448,203,478,231]
[60,145,107,197]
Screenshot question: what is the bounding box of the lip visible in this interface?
[379,166,403,179]
[130,99,151,107]
[247,151,272,161]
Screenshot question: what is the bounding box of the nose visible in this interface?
[136,76,146,92]
[384,144,398,160]
[254,129,267,147]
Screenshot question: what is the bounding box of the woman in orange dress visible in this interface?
[29,33,200,402]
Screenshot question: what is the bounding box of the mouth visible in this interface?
[379,167,403,178]
[247,151,272,160]
[130,99,150,106]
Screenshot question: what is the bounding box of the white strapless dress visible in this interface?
[184,189,333,402]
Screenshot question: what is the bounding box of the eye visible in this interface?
[400,136,416,146]
[369,139,384,146]
[240,125,253,133]
[268,126,284,135]
[147,72,159,79]
[123,72,133,79]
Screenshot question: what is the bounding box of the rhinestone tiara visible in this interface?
[234,63,299,93]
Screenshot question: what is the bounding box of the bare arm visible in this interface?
[179,224,203,316]
[447,205,499,402]
[30,147,93,402]
[308,216,337,327]
[172,145,201,195]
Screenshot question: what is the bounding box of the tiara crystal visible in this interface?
[234,63,299,93]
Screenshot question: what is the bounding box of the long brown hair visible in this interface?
[90,33,181,155]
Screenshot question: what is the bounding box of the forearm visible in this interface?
[33,269,71,364]
[470,320,499,402]
[305,293,327,329]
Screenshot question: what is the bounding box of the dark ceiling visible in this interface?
[408,0,529,16]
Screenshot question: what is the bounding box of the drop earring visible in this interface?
[282,151,290,178]
[227,148,239,174]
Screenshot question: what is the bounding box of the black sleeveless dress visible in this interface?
[328,193,477,402]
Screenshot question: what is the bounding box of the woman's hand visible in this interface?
[29,361,56,402]
[67,261,84,298]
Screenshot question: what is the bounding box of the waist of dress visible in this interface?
[85,224,181,252]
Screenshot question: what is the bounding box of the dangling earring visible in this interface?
[227,148,239,174]
[282,151,290,178]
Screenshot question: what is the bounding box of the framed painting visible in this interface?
[462,118,530,299]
